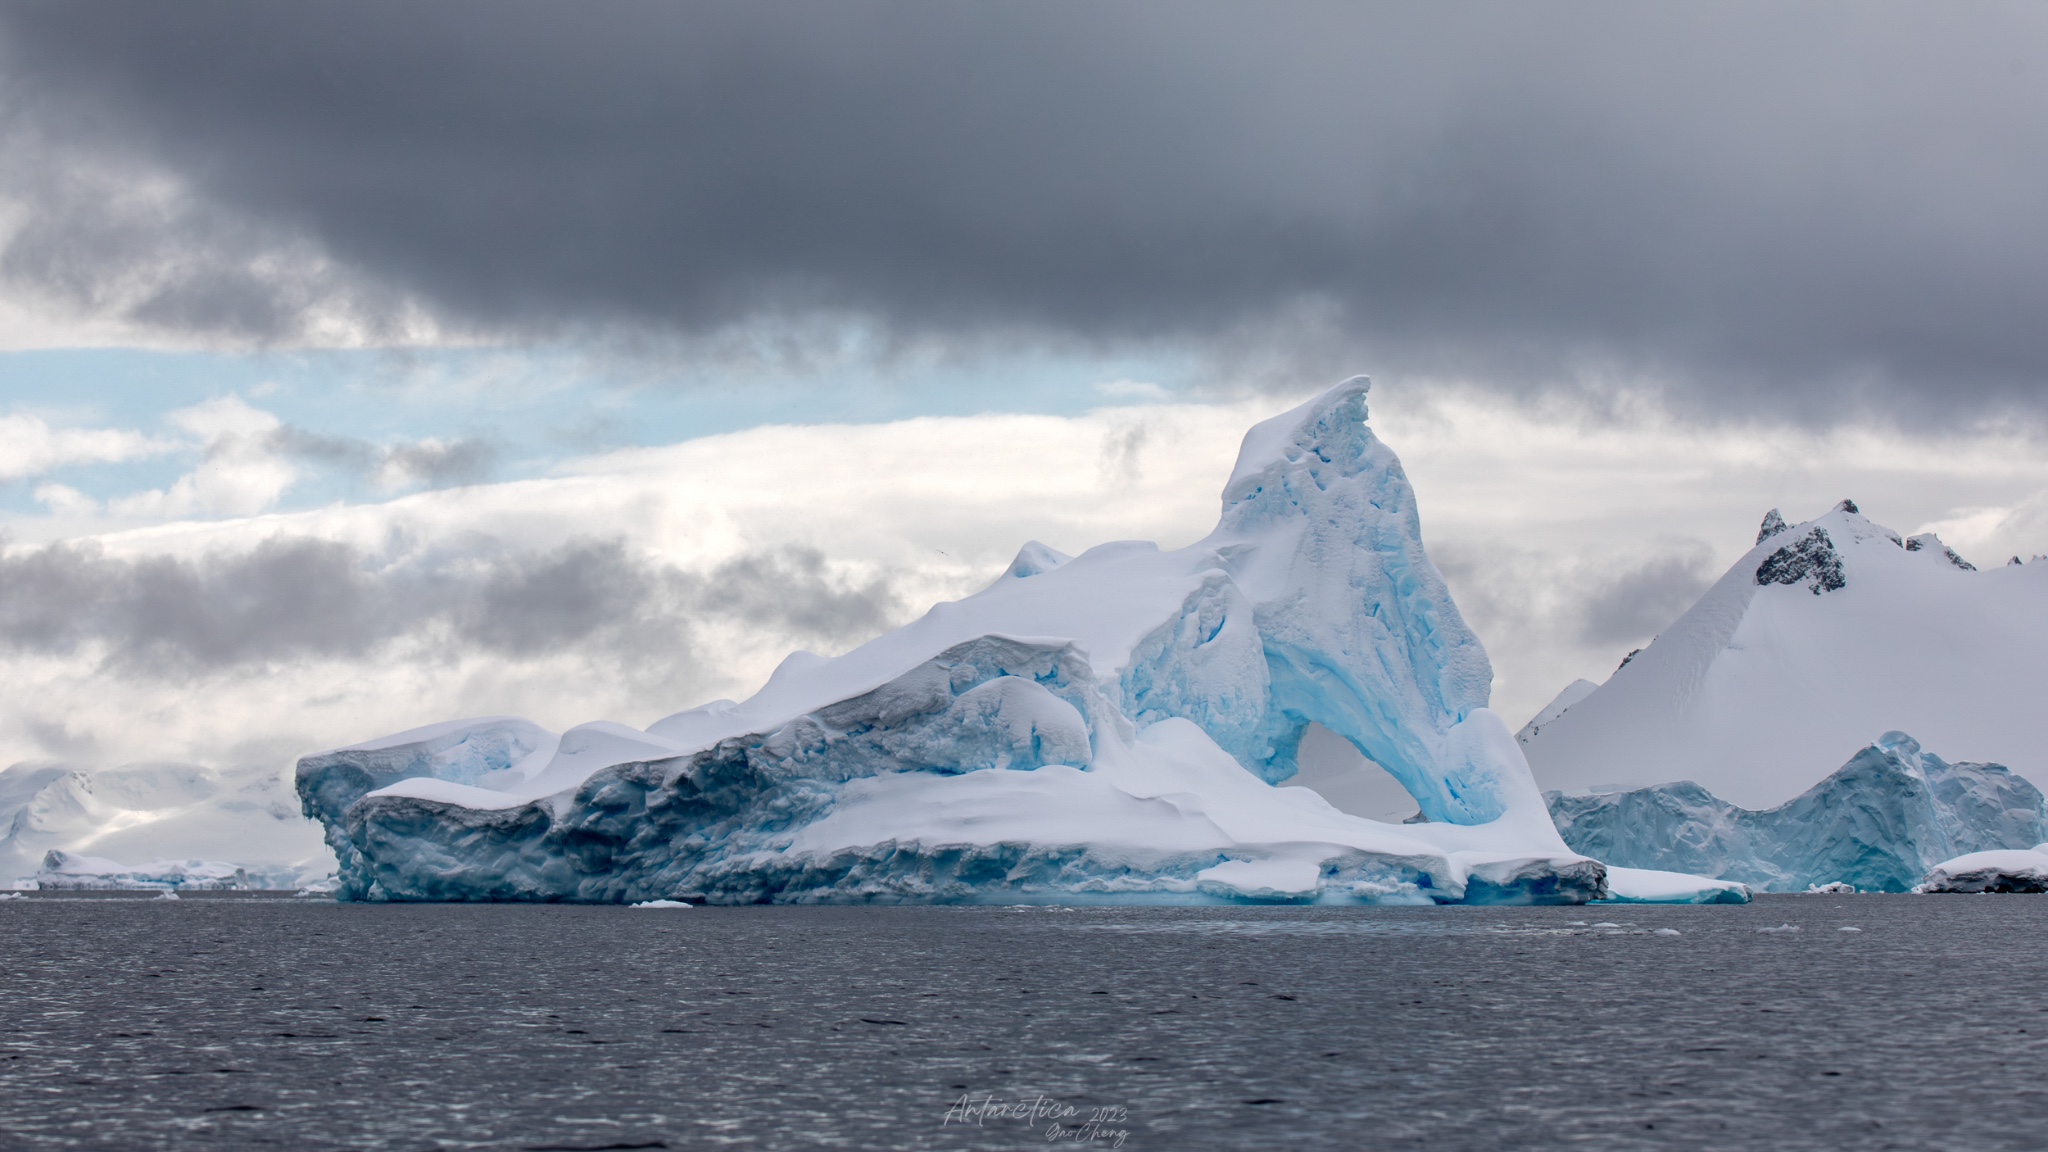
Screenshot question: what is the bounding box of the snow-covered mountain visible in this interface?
[297,379,1666,905]
[1522,500,2048,808]
[1547,732,2047,892]
[0,760,329,888]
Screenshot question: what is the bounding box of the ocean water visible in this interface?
[2,894,2044,1150]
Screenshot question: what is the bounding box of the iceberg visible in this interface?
[298,379,1621,905]
[34,849,250,891]
[1919,846,2048,893]
[1600,867,1751,905]
[1547,732,2048,892]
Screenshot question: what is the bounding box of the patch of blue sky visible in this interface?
[0,342,1186,518]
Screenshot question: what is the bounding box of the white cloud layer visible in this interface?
[104,396,296,519]
[5,385,2048,791]
[0,410,168,480]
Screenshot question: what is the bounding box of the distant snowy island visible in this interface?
[1524,498,2048,892]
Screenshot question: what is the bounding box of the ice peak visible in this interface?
[1756,509,1789,544]
[1004,540,1073,580]
[1219,376,1373,510]
[1834,498,1860,515]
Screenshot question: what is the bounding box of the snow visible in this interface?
[1920,845,2048,893]
[1521,503,2048,808]
[1549,732,2047,892]
[297,379,1640,905]
[1515,679,1597,744]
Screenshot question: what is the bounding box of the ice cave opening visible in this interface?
[1287,723,1425,824]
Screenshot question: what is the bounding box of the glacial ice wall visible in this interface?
[298,379,1620,905]
[1547,732,2047,892]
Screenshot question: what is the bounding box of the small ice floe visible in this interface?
[154,891,181,901]
[1806,882,1855,895]
[1653,928,1682,936]
[1756,923,1801,933]
[1590,921,1622,929]
[630,899,692,908]
[1567,920,1588,926]
[1838,926,1862,933]
[0,891,25,901]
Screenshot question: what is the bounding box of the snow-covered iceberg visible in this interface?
[1548,732,2048,892]
[34,849,250,891]
[298,379,1617,905]
[1919,846,2048,893]
[1521,501,2048,808]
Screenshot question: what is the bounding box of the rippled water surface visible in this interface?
[3,894,2044,1150]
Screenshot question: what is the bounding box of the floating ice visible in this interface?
[34,849,250,892]
[1919,845,2048,893]
[1600,866,1751,904]
[298,379,1633,905]
[1549,733,2046,893]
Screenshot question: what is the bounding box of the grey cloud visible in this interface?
[375,438,497,489]
[1578,547,1717,647]
[2,3,2046,420]
[0,535,903,676]
[265,426,497,489]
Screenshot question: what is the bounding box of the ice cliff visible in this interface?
[1547,732,2048,892]
[1521,500,2048,808]
[297,379,1635,905]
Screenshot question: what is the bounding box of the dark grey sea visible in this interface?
[2,893,2042,1150]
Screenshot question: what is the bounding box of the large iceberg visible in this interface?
[1521,501,2048,808]
[298,379,1630,905]
[1547,732,2048,892]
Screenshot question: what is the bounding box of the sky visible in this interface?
[2,2,2047,789]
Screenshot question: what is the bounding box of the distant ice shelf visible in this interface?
[300,378,1707,905]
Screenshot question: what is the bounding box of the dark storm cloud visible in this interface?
[3,2,2047,417]
[0,535,901,674]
